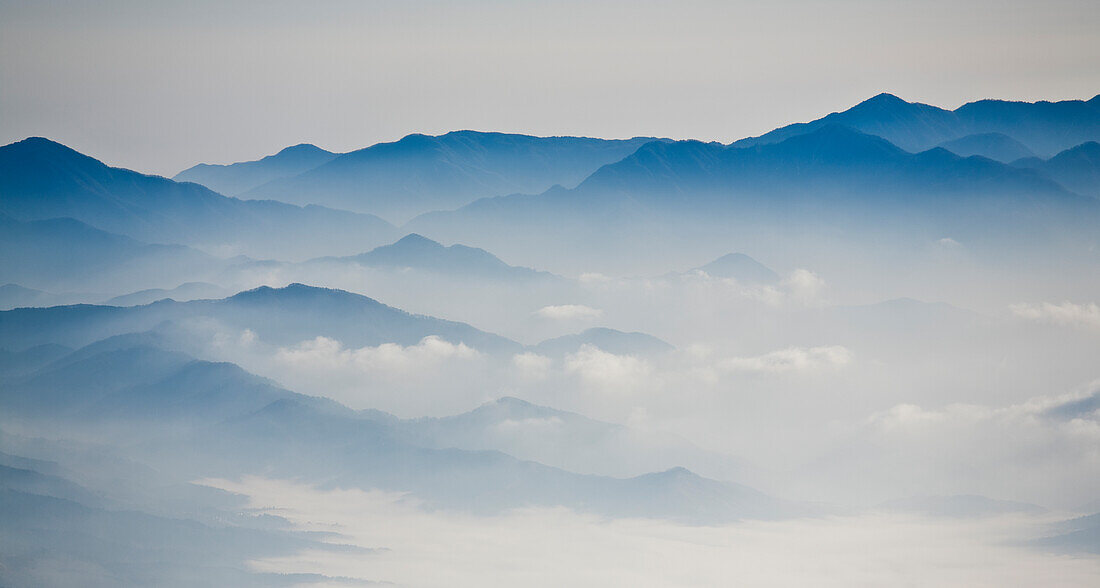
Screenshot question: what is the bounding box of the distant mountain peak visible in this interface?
[731,92,1100,157]
[493,395,537,408]
[392,233,443,247]
[1059,141,1100,156]
[857,92,909,107]
[3,136,93,161]
[226,283,379,307]
[173,142,339,196]
[636,466,701,483]
[9,136,68,149]
[335,233,549,281]
[238,282,333,295]
[274,143,327,156]
[692,253,780,283]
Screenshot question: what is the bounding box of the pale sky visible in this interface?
[1,0,1097,176]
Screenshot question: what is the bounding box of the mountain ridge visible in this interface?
[243,131,666,222]
[0,283,522,353]
[0,137,398,259]
[732,93,1100,157]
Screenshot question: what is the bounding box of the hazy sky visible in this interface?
[1,0,1097,175]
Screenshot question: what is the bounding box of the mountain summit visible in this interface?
[332,233,548,280]
[174,143,337,195]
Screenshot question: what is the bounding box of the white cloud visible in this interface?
[868,387,1100,433]
[564,344,654,391]
[512,352,552,380]
[718,345,852,374]
[1011,301,1100,329]
[221,334,493,416]
[578,272,613,285]
[780,268,827,306]
[275,335,480,375]
[665,267,827,309]
[852,386,1100,507]
[535,304,604,320]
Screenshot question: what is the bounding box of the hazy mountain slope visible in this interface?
[937,132,1036,162]
[0,284,89,310]
[0,443,342,587]
[0,214,218,292]
[194,396,792,522]
[0,463,106,507]
[0,337,794,523]
[174,143,337,196]
[0,487,327,587]
[531,327,673,357]
[243,131,662,221]
[316,233,553,280]
[397,396,752,482]
[1036,512,1100,554]
[1,342,311,423]
[104,282,230,306]
[732,93,1100,157]
[1012,142,1100,198]
[954,97,1100,157]
[0,138,398,259]
[0,283,522,353]
[0,344,72,378]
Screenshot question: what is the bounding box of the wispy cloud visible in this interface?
[535,304,604,320]
[512,352,553,380]
[275,335,480,374]
[719,345,852,374]
[856,385,1100,507]
[565,344,653,391]
[1011,301,1100,329]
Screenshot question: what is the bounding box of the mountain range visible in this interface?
[0,283,521,353]
[0,138,398,259]
[407,124,1098,260]
[235,131,664,222]
[4,91,1098,584]
[732,92,1100,157]
[0,329,794,523]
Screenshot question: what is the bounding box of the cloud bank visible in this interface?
[206,476,1100,588]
